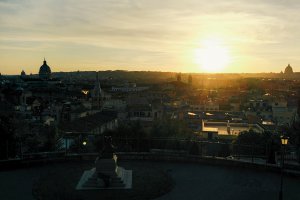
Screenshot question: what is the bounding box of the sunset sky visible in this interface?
[0,0,299,74]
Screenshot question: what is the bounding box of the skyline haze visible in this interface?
[1,0,300,74]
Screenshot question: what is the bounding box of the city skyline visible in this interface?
[1,0,300,74]
[1,2,300,197]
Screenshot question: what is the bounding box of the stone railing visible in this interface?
[1,151,299,177]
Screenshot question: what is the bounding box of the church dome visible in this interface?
[21,70,26,76]
[284,64,293,74]
[39,59,51,80]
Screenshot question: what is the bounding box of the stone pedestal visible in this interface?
[76,154,132,190]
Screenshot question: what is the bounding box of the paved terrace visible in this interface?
[0,154,299,200]
[155,162,300,200]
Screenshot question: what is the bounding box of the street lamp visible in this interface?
[81,90,89,95]
[281,136,288,145]
[279,135,289,200]
[82,141,87,146]
[81,90,89,100]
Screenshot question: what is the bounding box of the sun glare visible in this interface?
[195,38,231,73]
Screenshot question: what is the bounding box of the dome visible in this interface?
[39,59,51,80]
[21,70,26,76]
[284,64,293,74]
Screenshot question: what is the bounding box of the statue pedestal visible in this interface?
[76,155,132,190]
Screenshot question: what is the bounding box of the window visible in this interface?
[140,112,145,117]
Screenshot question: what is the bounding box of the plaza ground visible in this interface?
[0,160,299,200]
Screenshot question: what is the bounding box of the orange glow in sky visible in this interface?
[194,38,231,73]
[0,0,299,74]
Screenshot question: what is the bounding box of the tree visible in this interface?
[93,121,148,152]
[0,116,17,159]
[234,130,279,158]
[281,122,300,163]
[235,129,272,146]
[41,125,61,152]
[151,118,193,138]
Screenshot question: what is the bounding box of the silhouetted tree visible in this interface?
[0,116,17,159]
[189,141,199,155]
[234,130,280,157]
[41,125,60,151]
[151,119,193,138]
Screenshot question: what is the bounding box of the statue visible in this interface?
[95,136,117,187]
[76,136,132,189]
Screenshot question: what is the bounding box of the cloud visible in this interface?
[0,0,300,73]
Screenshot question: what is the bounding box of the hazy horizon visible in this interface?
[2,66,298,76]
[1,0,300,74]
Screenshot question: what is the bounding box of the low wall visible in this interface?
[0,152,299,177]
[117,152,275,171]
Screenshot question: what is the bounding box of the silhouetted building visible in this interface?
[284,64,293,74]
[176,73,181,82]
[39,59,51,80]
[21,70,26,77]
[59,111,118,134]
[92,71,103,109]
[188,74,192,85]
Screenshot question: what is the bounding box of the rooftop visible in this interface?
[59,111,117,133]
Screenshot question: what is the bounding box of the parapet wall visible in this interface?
[0,152,299,177]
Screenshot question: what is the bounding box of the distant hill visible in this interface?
[51,70,300,83]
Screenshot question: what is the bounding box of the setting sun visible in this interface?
[195,38,231,73]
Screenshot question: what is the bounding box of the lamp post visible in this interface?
[81,90,89,100]
[279,135,288,200]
